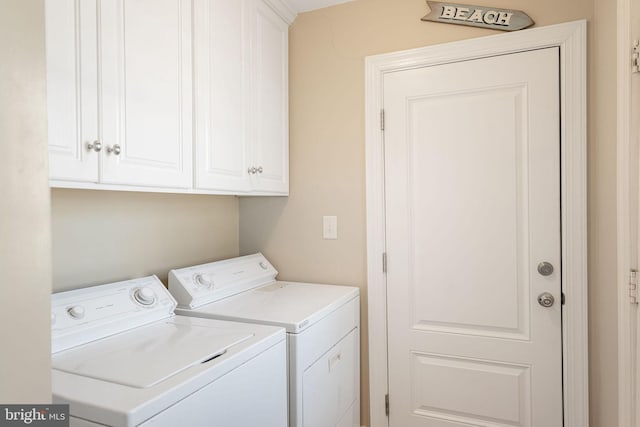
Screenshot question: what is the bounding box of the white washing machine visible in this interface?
[168,253,360,427]
[51,275,288,427]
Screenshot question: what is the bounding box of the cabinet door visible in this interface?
[46,0,99,183]
[193,0,252,192]
[251,0,289,194]
[99,0,192,188]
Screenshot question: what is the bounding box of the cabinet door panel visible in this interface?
[252,1,289,194]
[99,0,192,188]
[194,0,251,192]
[46,0,99,183]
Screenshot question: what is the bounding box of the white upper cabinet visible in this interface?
[194,0,291,195]
[47,0,192,190]
[99,0,193,188]
[47,0,293,194]
[251,0,289,194]
[46,0,99,183]
[194,0,252,193]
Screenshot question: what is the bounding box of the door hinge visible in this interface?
[385,394,389,416]
[382,252,387,273]
[630,270,638,304]
[380,109,385,131]
[633,40,640,73]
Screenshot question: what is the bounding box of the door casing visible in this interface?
[365,20,588,427]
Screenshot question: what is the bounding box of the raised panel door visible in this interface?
[99,0,192,188]
[251,0,289,194]
[193,0,251,192]
[384,48,562,426]
[46,0,99,183]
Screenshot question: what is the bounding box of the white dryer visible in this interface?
[51,275,288,427]
[168,253,360,427]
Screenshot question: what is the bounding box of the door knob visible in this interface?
[537,292,555,308]
[537,261,554,276]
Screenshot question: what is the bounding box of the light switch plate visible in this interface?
[323,216,338,240]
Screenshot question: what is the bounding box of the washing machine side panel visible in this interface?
[139,340,288,427]
[289,333,303,427]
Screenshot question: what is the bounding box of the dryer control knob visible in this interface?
[194,274,215,289]
[67,305,85,319]
[134,287,156,306]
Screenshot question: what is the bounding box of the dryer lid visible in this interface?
[52,318,253,388]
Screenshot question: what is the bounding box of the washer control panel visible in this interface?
[51,276,176,353]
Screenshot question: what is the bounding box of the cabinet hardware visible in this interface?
[86,141,102,152]
[107,144,121,156]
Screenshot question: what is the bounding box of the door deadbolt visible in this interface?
[537,262,554,276]
[537,292,555,308]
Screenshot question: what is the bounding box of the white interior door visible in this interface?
[384,47,562,427]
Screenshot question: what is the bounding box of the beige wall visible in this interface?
[240,0,617,425]
[51,190,239,290]
[0,0,52,403]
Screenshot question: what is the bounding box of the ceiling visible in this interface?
[287,0,354,13]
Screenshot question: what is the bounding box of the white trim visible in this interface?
[617,0,635,424]
[365,20,588,427]
[49,180,288,196]
[263,0,297,25]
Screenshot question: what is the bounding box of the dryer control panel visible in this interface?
[169,253,278,309]
[51,276,176,353]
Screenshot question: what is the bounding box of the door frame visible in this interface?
[365,20,588,427]
[617,0,636,424]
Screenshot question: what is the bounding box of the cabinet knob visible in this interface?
[86,141,102,152]
[107,144,121,155]
[257,166,263,174]
[248,166,257,174]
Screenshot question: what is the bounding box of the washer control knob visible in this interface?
[134,287,156,306]
[67,305,85,319]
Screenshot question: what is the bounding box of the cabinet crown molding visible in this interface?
[265,0,298,24]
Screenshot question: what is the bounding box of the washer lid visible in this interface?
[177,281,359,333]
[52,319,253,388]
